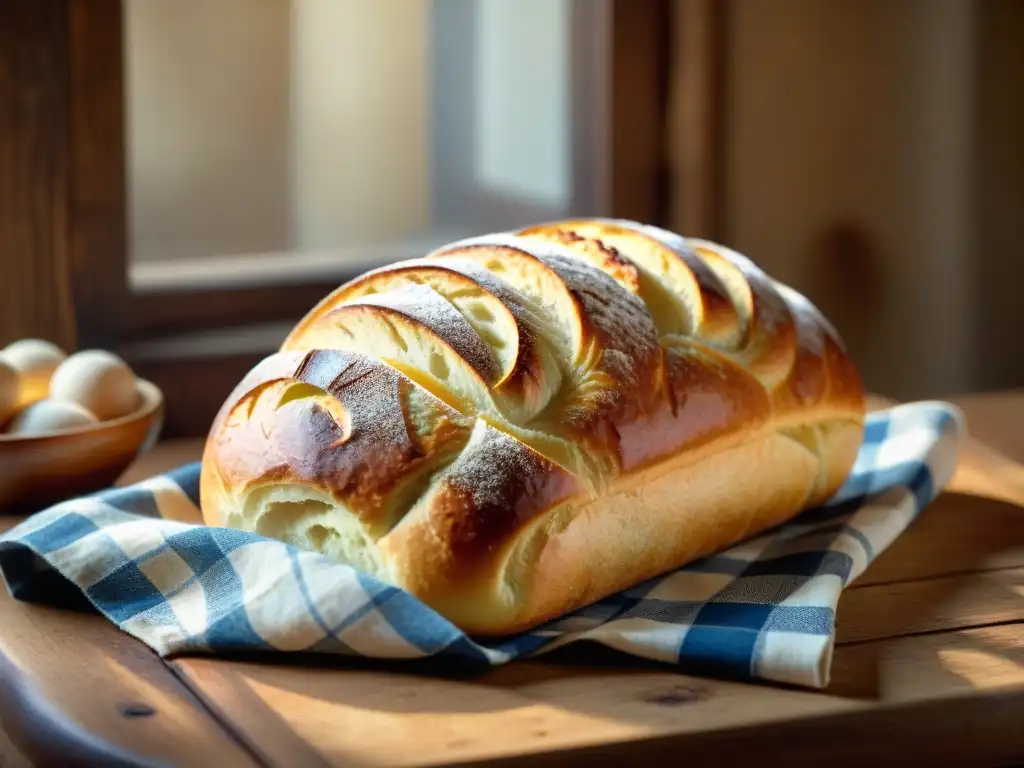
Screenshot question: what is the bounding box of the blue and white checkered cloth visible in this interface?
[0,401,964,689]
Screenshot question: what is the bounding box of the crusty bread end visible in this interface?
[200,219,865,635]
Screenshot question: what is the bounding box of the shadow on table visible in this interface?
[165,488,1024,718]
[828,490,1024,699]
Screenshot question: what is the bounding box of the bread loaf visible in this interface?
[200,219,866,635]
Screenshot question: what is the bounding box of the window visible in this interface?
[1,0,704,436]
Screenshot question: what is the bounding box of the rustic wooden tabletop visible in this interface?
[1,391,1023,767]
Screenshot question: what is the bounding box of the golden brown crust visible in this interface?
[383,423,583,601]
[425,237,665,481]
[201,349,473,538]
[520,219,742,346]
[433,238,666,412]
[200,219,867,636]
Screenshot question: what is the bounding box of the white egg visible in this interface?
[49,350,140,422]
[0,361,19,427]
[5,399,98,436]
[0,339,67,406]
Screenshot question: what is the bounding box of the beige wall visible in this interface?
[126,0,293,262]
[672,0,980,400]
[290,0,429,249]
[126,0,582,265]
[126,0,429,261]
[972,1,1024,392]
[473,0,571,206]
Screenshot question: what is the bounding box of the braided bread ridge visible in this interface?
[200,219,866,635]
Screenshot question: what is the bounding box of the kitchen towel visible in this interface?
[0,400,964,688]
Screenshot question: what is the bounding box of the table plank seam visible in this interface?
[167,660,340,768]
[849,563,1024,590]
[835,615,1024,648]
[163,661,277,768]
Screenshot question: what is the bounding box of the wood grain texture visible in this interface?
[838,565,1024,644]
[0,515,258,768]
[2,390,1024,766]
[0,0,77,351]
[946,389,1024,463]
[66,0,130,348]
[171,620,1024,767]
[667,0,724,239]
[852,491,1024,586]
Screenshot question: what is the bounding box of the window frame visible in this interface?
[2,0,722,436]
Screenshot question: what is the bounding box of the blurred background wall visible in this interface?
[126,0,431,260]
[669,0,1021,402]
[123,0,1022,403]
[126,0,294,261]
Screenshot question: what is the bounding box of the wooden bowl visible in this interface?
[0,379,164,515]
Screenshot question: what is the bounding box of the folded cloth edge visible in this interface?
[0,400,966,690]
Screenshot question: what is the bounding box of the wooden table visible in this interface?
[1,392,1024,767]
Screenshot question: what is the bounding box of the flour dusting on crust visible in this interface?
[348,283,500,383]
[431,420,581,555]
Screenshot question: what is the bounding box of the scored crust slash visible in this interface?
[199,219,866,636]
